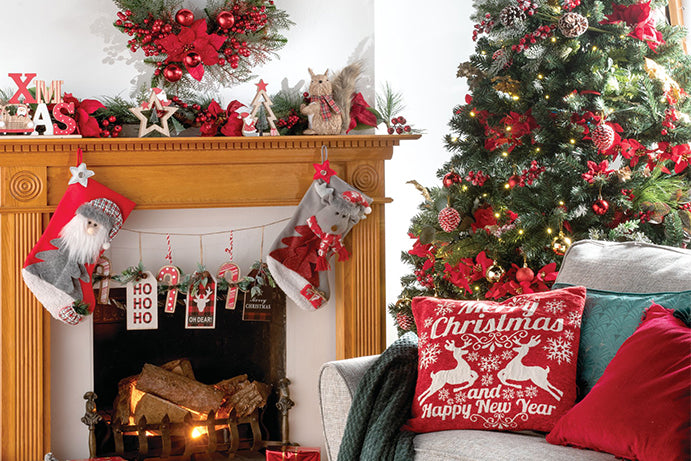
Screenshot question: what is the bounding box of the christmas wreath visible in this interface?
[113,0,292,91]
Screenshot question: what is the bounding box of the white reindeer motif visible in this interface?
[193,287,213,312]
[497,336,563,401]
[417,339,479,405]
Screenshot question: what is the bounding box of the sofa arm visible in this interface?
[319,355,379,461]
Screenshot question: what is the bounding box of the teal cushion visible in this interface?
[553,284,691,399]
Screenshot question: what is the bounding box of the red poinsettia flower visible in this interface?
[581,160,614,183]
[199,99,245,137]
[471,206,498,232]
[444,260,474,294]
[408,233,434,259]
[600,2,665,52]
[157,19,226,81]
[347,92,378,133]
[62,93,105,137]
[669,143,690,174]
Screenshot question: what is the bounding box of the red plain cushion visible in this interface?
[405,286,586,433]
[546,303,691,460]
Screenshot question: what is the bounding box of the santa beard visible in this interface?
[59,213,109,264]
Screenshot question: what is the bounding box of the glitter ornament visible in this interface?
[591,124,616,151]
[516,266,535,282]
[558,12,589,37]
[438,206,461,232]
[500,5,526,27]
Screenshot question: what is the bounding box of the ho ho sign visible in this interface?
[126,271,159,330]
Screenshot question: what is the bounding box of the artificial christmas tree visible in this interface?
[391,0,690,335]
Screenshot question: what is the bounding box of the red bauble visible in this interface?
[508,174,521,188]
[396,312,413,331]
[438,206,461,233]
[217,11,235,29]
[163,64,183,82]
[591,124,615,151]
[592,199,610,215]
[516,266,535,282]
[184,52,202,67]
[175,8,195,26]
[443,172,461,188]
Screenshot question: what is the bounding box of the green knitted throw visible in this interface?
[337,332,418,461]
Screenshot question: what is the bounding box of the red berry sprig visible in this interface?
[562,0,582,11]
[116,10,171,57]
[99,115,122,138]
[472,12,495,41]
[276,109,302,130]
[465,170,489,186]
[512,24,556,53]
[387,116,412,135]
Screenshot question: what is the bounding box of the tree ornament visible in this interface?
[443,171,461,188]
[499,5,526,27]
[438,206,461,232]
[558,12,589,38]
[175,8,195,27]
[592,198,610,215]
[184,52,202,68]
[516,266,535,282]
[396,312,413,331]
[163,64,183,83]
[591,124,615,151]
[485,263,505,283]
[217,11,235,29]
[552,232,572,255]
[508,174,521,188]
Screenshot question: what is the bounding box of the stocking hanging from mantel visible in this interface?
[267,148,371,310]
[22,148,136,325]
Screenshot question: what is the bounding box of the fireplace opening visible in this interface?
[89,286,287,458]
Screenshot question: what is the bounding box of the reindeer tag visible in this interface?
[126,271,158,330]
[185,271,217,329]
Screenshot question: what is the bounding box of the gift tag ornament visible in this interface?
[94,256,111,304]
[126,271,158,330]
[157,265,181,313]
[185,271,217,329]
[218,262,241,310]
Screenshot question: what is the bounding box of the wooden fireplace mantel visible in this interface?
[0,134,417,460]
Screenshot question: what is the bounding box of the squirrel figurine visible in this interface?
[301,62,360,135]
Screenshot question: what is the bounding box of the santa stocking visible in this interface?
[267,162,371,310]
[22,156,135,325]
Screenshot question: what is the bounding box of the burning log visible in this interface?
[136,363,224,414]
[216,375,270,418]
[134,392,192,423]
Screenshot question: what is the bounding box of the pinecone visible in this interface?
[438,206,461,232]
[499,5,526,27]
[396,312,413,331]
[591,124,616,151]
[558,12,589,38]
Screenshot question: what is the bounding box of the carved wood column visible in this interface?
[335,160,389,359]
[1,167,50,460]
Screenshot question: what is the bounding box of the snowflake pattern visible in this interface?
[567,310,581,327]
[467,351,480,362]
[516,390,524,398]
[502,387,515,400]
[563,329,575,341]
[418,332,429,346]
[438,388,450,401]
[420,343,441,369]
[435,302,455,316]
[455,391,467,404]
[501,350,514,360]
[544,336,573,364]
[524,386,538,398]
[479,354,501,372]
[424,317,435,328]
[544,300,565,314]
[481,374,494,386]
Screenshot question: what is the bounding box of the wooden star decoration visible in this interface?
[129,90,179,137]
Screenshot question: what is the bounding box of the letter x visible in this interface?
[8,73,37,104]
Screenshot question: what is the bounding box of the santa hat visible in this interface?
[342,190,372,217]
[77,198,124,241]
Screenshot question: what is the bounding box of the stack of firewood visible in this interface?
[113,359,270,424]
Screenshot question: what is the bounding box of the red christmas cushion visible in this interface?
[546,303,691,460]
[404,286,586,433]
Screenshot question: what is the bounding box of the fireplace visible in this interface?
[0,134,416,460]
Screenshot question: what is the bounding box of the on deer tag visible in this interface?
[185,271,217,329]
[126,271,158,330]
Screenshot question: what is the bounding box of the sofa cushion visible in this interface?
[552,286,691,398]
[547,303,691,461]
[405,287,586,434]
[413,429,616,461]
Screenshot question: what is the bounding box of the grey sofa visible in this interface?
[319,240,691,461]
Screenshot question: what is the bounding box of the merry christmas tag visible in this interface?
[186,271,217,329]
[126,271,158,330]
[218,262,241,310]
[157,265,181,313]
[242,266,284,322]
